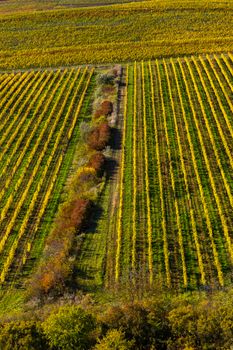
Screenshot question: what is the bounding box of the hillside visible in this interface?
[0,0,232,348]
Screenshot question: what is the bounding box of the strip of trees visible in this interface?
[28,67,119,299]
[1,288,233,349]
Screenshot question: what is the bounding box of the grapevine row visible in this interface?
[163,59,191,287]
[206,55,233,113]
[0,73,14,94]
[149,62,171,287]
[0,71,47,164]
[225,53,233,78]
[0,70,70,223]
[115,65,128,282]
[0,71,54,184]
[0,68,93,282]
[141,62,153,285]
[0,69,75,248]
[171,59,211,285]
[185,58,233,263]
[0,72,22,105]
[195,57,233,141]
[178,59,226,284]
[189,58,233,209]
[13,68,93,280]
[131,62,137,271]
[214,55,233,94]
[0,71,35,128]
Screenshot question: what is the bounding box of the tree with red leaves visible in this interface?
[87,123,111,151]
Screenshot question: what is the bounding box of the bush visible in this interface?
[29,199,92,297]
[70,167,98,196]
[97,73,115,86]
[33,259,73,296]
[57,199,92,232]
[101,100,113,116]
[168,295,233,350]
[0,321,47,350]
[76,167,97,184]
[94,329,134,350]
[87,152,106,177]
[94,100,113,119]
[94,109,104,119]
[87,123,111,151]
[79,121,91,142]
[101,303,151,350]
[102,85,116,96]
[42,306,96,350]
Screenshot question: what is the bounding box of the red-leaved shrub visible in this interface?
[87,123,111,151]
[87,152,106,177]
[94,100,113,119]
[101,100,113,116]
[29,199,92,297]
[57,199,92,232]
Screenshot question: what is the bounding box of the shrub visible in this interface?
[71,168,98,195]
[101,100,113,116]
[94,329,134,350]
[29,199,92,297]
[46,226,75,255]
[94,109,104,119]
[57,199,92,232]
[168,295,233,350]
[94,100,113,119]
[112,65,121,77]
[0,321,47,350]
[97,73,115,86]
[42,306,96,350]
[102,85,116,96]
[79,121,91,142]
[87,152,106,177]
[76,167,97,184]
[87,123,111,151]
[29,229,75,296]
[35,259,72,296]
[101,303,151,350]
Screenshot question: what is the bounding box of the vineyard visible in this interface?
[0,66,95,287]
[1,0,233,345]
[0,0,232,70]
[77,53,233,291]
[0,52,233,294]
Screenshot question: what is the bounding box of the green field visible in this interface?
[0,0,232,70]
[77,53,233,291]
[0,67,95,287]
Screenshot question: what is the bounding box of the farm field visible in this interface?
[0,0,232,70]
[0,66,95,288]
[0,0,136,14]
[77,53,233,291]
